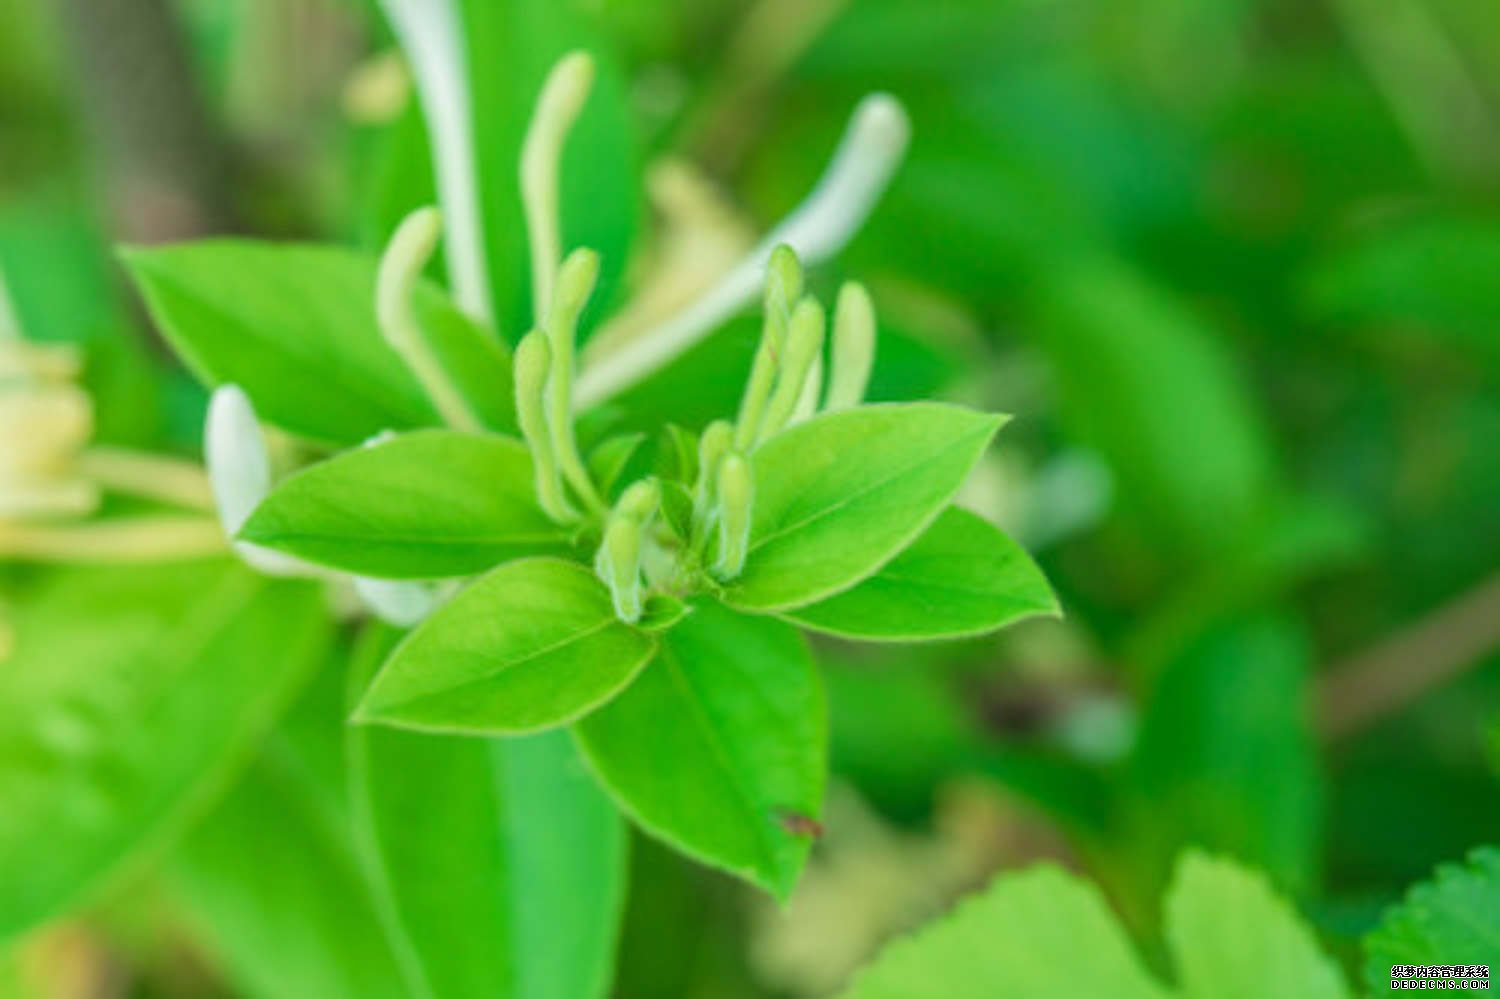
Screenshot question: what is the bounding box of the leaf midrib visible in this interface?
[750,423,990,554]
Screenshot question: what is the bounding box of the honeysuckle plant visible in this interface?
[122,23,1053,922]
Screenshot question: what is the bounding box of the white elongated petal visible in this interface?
[380,0,491,320]
[353,576,443,627]
[204,385,336,579]
[574,93,910,408]
[205,385,271,536]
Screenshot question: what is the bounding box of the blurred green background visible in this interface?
[3,0,1499,994]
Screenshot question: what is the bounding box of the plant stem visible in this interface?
[1317,571,1500,739]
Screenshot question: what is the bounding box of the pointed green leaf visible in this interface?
[1363,848,1500,990]
[784,507,1056,641]
[357,558,656,735]
[574,601,825,899]
[123,241,514,443]
[843,864,1168,999]
[0,563,329,942]
[351,626,626,999]
[724,403,1003,613]
[1166,852,1350,999]
[240,431,566,579]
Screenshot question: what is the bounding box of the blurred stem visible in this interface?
[683,0,852,173]
[1328,0,1500,187]
[55,0,233,241]
[1317,571,1500,739]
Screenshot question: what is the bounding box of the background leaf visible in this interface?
[1127,613,1324,898]
[0,563,329,942]
[1165,851,1349,999]
[1362,847,1500,989]
[168,657,418,999]
[842,863,1168,999]
[351,625,627,999]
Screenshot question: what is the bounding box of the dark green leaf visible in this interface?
[169,658,416,999]
[351,626,626,999]
[1128,614,1323,897]
[0,563,329,941]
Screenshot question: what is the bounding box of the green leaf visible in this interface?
[1304,214,1500,372]
[123,241,514,444]
[1028,255,1277,559]
[784,506,1056,640]
[350,626,626,999]
[361,732,626,999]
[1128,614,1323,897]
[574,600,825,899]
[240,430,565,579]
[0,563,329,942]
[844,852,1349,999]
[169,657,417,999]
[1166,852,1349,998]
[724,403,1003,613]
[1363,848,1500,990]
[843,864,1168,999]
[356,558,656,735]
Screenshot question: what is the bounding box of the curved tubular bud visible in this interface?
[599,515,645,623]
[521,51,595,321]
[616,478,660,524]
[713,452,753,580]
[574,93,910,408]
[731,246,802,450]
[763,244,804,343]
[354,576,442,628]
[378,0,490,320]
[204,386,334,579]
[758,298,826,443]
[377,207,482,432]
[513,332,575,523]
[791,351,823,425]
[545,249,606,513]
[825,281,876,411]
[693,420,733,503]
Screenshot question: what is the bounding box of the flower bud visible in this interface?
[714,452,753,579]
[522,51,596,314]
[375,206,480,431]
[616,478,660,524]
[763,244,804,336]
[599,514,645,623]
[543,248,606,513]
[513,332,574,522]
[758,297,825,442]
[825,282,875,411]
